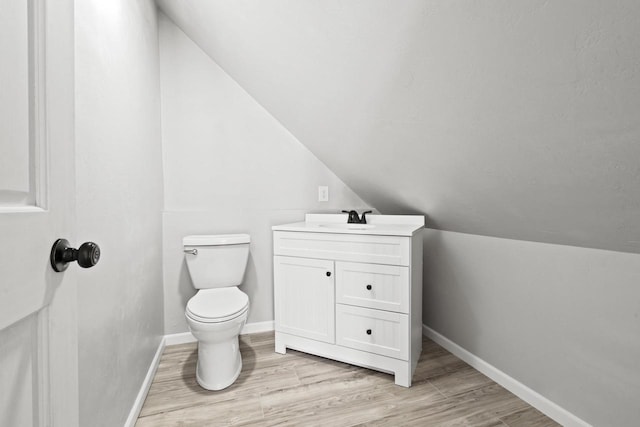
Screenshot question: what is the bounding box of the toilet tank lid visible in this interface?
[183,234,250,246]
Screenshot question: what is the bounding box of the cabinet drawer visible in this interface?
[336,262,409,313]
[336,304,408,360]
[273,231,410,266]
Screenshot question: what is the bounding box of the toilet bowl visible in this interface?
[183,234,251,391]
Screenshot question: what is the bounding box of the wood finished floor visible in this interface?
[137,332,560,426]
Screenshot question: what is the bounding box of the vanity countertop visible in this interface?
[272,214,424,237]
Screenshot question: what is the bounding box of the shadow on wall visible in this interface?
[242,252,259,316]
[178,259,192,313]
[0,316,37,427]
[422,229,479,351]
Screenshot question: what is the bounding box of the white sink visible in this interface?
[318,223,376,230]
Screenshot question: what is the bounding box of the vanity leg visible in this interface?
[274,333,287,354]
[394,368,411,387]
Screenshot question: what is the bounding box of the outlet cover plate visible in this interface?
[318,186,329,202]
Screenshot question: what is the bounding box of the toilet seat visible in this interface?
[186,288,249,323]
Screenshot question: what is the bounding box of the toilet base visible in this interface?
[195,337,243,390]
[187,315,247,391]
[196,355,242,391]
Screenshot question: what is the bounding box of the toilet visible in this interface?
[183,234,250,391]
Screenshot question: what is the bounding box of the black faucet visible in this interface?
[342,210,373,224]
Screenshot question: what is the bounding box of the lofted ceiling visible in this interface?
[156,0,640,254]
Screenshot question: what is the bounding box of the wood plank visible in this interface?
[500,406,562,427]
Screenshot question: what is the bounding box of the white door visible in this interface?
[0,0,78,425]
[274,256,335,344]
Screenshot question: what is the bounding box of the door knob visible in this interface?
[50,239,101,272]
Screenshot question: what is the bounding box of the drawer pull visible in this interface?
[366,329,372,335]
[366,284,372,290]
[326,271,332,277]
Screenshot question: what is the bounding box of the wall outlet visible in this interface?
[318,186,329,202]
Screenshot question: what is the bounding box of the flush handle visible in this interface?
[50,239,100,272]
[184,249,198,256]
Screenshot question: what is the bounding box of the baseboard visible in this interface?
[241,320,274,335]
[422,325,591,427]
[123,336,166,427]
[164,331,196,346]
[163,321,275,347]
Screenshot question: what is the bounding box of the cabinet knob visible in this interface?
[366,329,372,335]
[366,284,372,290]
[326,271,331,277]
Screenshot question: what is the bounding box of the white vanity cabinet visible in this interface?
[272,214,424,387]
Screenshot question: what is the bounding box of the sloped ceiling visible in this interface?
[156,0,640,254]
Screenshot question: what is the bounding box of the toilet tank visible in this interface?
[183,234,250,289]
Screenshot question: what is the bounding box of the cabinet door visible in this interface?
[274,256,335,343]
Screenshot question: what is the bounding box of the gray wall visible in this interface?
[158,14,369,334]
[75,1,164,425]
[423,229,640,426]
[157,0,640,254]
[155,2,640,423]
